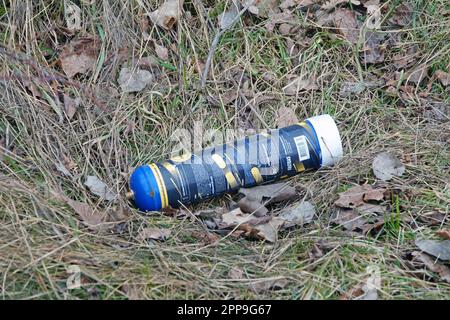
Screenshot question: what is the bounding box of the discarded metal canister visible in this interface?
[129,114,343,211]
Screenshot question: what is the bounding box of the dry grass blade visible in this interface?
[0,0,449,300]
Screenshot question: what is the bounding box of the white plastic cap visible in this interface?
[306,114,343,167]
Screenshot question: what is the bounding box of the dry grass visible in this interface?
[0,0,449,299]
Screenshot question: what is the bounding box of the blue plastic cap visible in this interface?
[129,165,162,211]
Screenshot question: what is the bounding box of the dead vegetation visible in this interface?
[0,0,449,299]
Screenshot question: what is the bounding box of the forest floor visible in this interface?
[0,0,449,299]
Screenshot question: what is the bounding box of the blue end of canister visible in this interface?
[129,165,162,211]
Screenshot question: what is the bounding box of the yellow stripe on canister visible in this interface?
[149,163,168,208]
[212,154,239,188]
[250,167,263,184]
[294,162,305,172]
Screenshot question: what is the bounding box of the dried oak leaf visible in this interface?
[389,3,413,27]
[191,231,220,245]
[58,195,106,229]
[154,43,169,60]
[253,217,285,242]
[322,0,360,10]
[219,208,284,242]
[275,106,299,128]
[148,0,183,30]
[332,208,368,231]
[283,75,318,95]
[59,37,100,78]
[246,0,280,18]
[333,205,387,234]
[118,67,153,93]
[362,31,385,64]
[84,175,117,201]
[239,182,298,205]
[411,251,450,283]
[435,70,450,86]
[138,228,171,241]
[341,285,379,300]
[220,208,270,228]
[280,0,314,10]
[418,211,447,226]
[406,65,428,85]
[335,184,386,208]
[279,201,316,228]
[333,8,360,44]
[63,94,80,120]
[249,277,288,293]
[372,152,405,181]
[415,239,450,261]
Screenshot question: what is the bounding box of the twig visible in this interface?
[200,1,254,89]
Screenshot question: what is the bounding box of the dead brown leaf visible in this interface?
[63,197,105,228]
[191,231,220,245]
[415,239,450,260]
[220,208,269,228]
[334,185,386,208]
[392,45,418,69]
[247,0,280,18]
[223,208,272,226]
[22,79,42,98]
[339,285,365,300]
[279,201,316,228]
[219,208,283,242]
[137,56,159,68]
[362,31,385,64]
[280,0,315,9]
[418,211,447,226]
[253,217,285,242]
[437,229,450,240]
[249,277,288,293]
[84,175,116,201]
[283,75,318,95]
[322,0,360,10]
[389,3,413,27]
[63,94,80,120]
[332,208,368,231]
[279,23,292,35]
[340,266,380,300]
[275,106,299,128]
[411,251,450,283]
[239,182,297,205]
[138,228,171,241]
[372,152,405,181]
[435,70,450,86]
[117,67,154,93]
[363,187,386,202]
[154,43,169,60]
[333,189,387,233]
[59,37,100,78]
[148,0,183,30]
[406,65,428,85]
[264,11,295,33]
[339,280,378,300]
[308,243,324,260]
[333,8,360,44]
